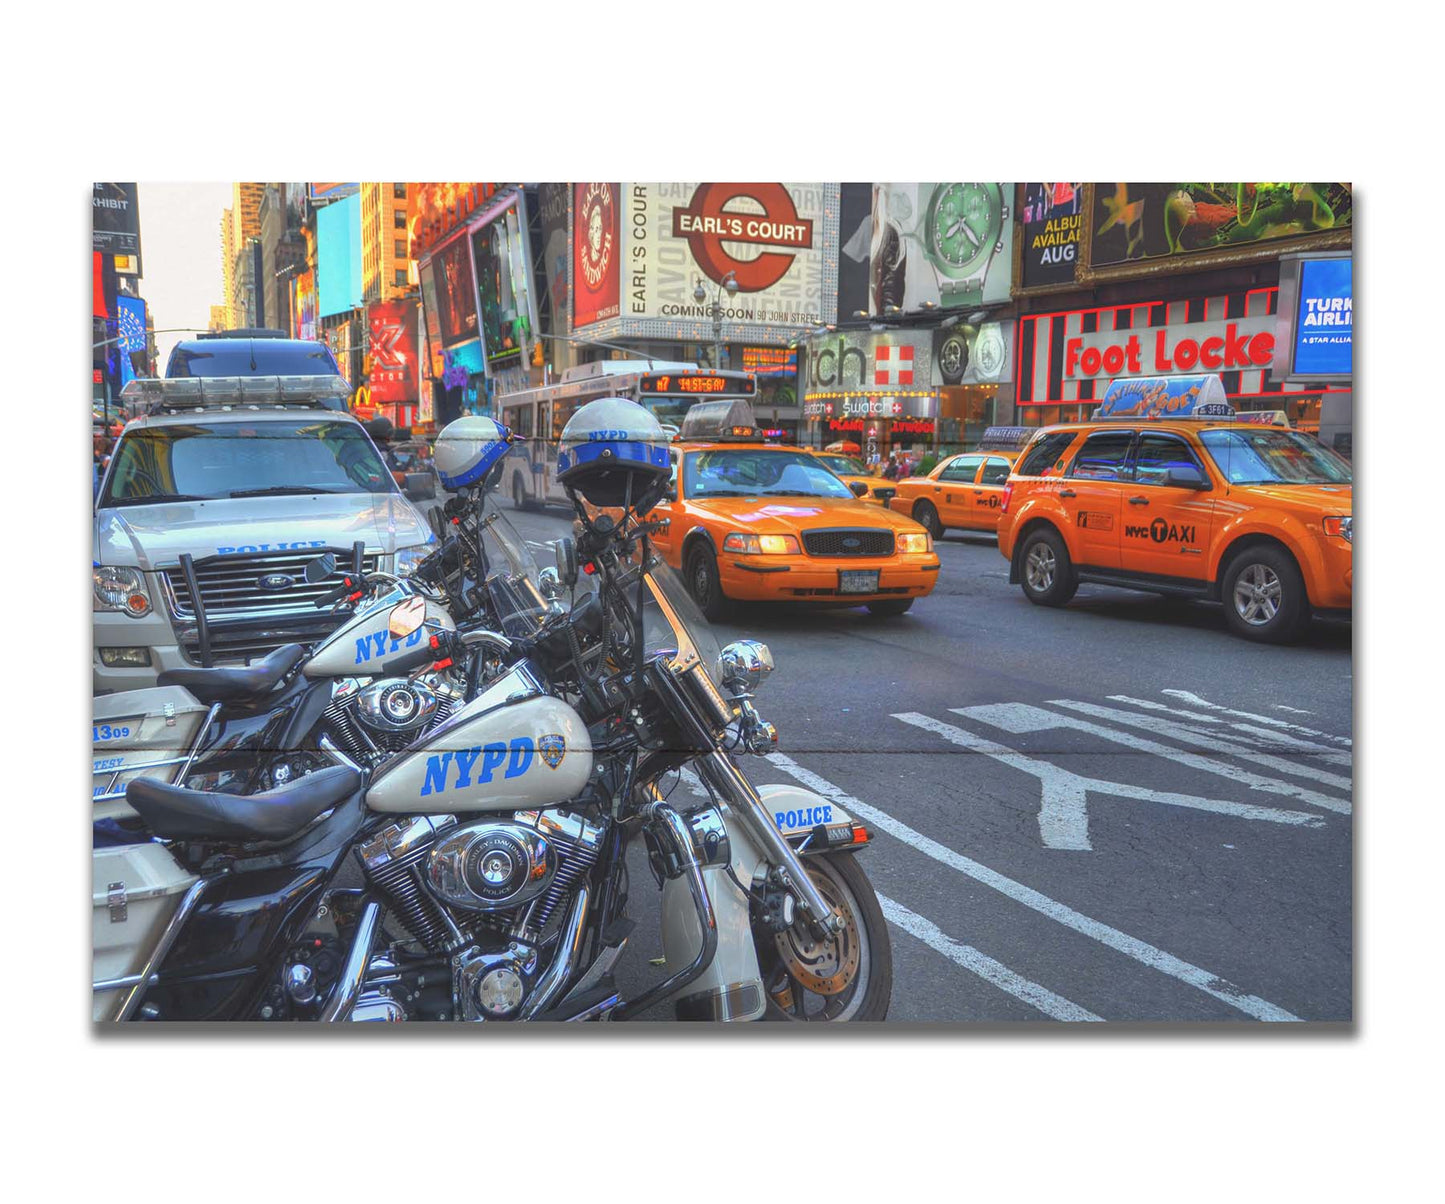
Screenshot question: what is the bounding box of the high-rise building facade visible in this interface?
[361,182,414,304]
[220,206,236,329]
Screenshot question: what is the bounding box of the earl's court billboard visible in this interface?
[570,183,839,344]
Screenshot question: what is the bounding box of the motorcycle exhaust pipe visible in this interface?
[696,750,842,937]
[319,899,383,1022]
[520,885,591,1019]
[613,802,718,1020]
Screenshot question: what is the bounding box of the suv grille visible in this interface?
[801,528,894,558]
[164,551,380,620]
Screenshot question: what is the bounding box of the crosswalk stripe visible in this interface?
[876,895,1103,1022]
[1106,695,1353,768]
[1047,699,1353,798]
[767,751,1300,1022]
[1161,689,1352,747]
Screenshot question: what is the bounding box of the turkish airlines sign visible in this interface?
[1063,314,1275,383]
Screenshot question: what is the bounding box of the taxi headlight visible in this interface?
[1323,516,1352,544]
[94,566,151,617]
[394,543,430,577]
[723,533,800,555]
[897,531,932,554]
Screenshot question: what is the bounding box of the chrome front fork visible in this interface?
[695,749,843,935]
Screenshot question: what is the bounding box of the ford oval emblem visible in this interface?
[842,537,861,550]
[257,573,295,591]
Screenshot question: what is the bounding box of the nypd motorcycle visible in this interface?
[95,400,891,1022]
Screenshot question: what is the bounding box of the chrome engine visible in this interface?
[325,673,460,762]
[354,808,605,1021]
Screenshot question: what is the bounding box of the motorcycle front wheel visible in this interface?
[754,852,892,1021]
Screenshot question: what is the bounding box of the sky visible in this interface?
[135,182,232,367]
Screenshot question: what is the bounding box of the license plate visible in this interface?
[838,570,879,594]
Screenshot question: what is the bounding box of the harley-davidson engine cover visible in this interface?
[426,820,556,911]
[355,678,439,732]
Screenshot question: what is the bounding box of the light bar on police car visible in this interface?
[121,375,352,413]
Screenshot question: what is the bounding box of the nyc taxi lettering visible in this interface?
[355,627,425,665]
[93,723,132,741]
[420,738,535,796]
[1124,518,1197,544]
[773,804,834,829]
[216,540,327,555]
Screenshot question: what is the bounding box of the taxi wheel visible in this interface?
[912,500,945,539]
[686,545,735,622]
[866,599,914,617]
[1222,546,1308,643]
[1019,527,1078,607]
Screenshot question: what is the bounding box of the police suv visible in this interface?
[92,376,434,694]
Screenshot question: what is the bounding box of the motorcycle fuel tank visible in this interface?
[302,590,456,679]
[365,665,593,814]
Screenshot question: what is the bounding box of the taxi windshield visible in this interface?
[1198,428,1352,486]
[814,454,867,475]
[684,449,854,499]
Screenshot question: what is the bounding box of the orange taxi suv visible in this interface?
[649,401,940,620]
[996,375,1352,643]
[887,436,1024,538]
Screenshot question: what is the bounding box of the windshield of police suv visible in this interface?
[684,449,854,500]
[100,419,395,506]
[1198,428,1353,486]
[168,341,340,378]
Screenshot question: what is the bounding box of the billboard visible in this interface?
[572,182,621,329]
[93,183,142,276]
[869,183,1013,314]
[317,193,362,318]
[801,323,1014,404]
[538,182,570,336]
[429,233,479,347]
[367,300,420,404]
[294,270,317,341]
[1273,253,1352,381]
[308,183,359,201]
[1090,183,1352,267]
[418,260,446,377]
[116,295,147,386]
[1021,183,1083,289]
[470,193,540,366]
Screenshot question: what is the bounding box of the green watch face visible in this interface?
[928,183,1001,277]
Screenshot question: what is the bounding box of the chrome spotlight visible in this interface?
[719,640,774,694]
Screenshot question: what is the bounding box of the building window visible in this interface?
[394,210,407,230]
[395,240,407,259]
[394,269,408,287]
[393,184,406,200]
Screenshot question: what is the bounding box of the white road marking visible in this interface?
[1275,705,1314,715]
[893,709,1323,849]
[1107,696,1353,768]
[766,752,1300,1022]
[876,894,1103,1022]
[1046,699,1353,799]
[1161,689,1351,748]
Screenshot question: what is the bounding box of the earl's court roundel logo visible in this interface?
[538,733,567,770]
[672,183,814,292]
[577,185,615,289]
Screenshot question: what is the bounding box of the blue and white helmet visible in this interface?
[556,396,670,508]
[433,415,512,491]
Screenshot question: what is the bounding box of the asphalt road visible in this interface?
[500,499,1353,1023]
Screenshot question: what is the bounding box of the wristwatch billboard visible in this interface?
[914,183,1008,307]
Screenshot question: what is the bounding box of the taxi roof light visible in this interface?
[678,399,762,443]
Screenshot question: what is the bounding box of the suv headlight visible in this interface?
[94,565,151,617]
[897,531,932,554]
[394,544,430,577]
[1323,516,1352,544]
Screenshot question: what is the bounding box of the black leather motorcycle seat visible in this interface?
[156,644,305,705]
[126,765,363,843]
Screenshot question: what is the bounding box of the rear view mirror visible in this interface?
[404,472,435,501]
[1162,465,1211,490]
[304,552,338,583]
[554,537,579,589]
[849,480,869,498]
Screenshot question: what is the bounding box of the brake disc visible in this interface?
[772,868,860,996]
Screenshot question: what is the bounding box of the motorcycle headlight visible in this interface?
[394,544,430,577]
[720,639,774,694]
[93,565,151,617]
[897,531,932,554]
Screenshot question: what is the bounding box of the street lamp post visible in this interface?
[693,271,738,368]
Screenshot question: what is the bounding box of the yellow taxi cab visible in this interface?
[996,374,1352,642]
[806,448,894,506]
[887,445,1023,537]
[647,400,940,620]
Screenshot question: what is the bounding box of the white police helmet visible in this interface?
[433,415,512,491]
[556,396,670,508]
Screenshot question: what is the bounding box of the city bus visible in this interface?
[498,360,757,510]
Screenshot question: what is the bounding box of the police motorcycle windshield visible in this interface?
[636,551,726,686]
[475,495,549,640]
